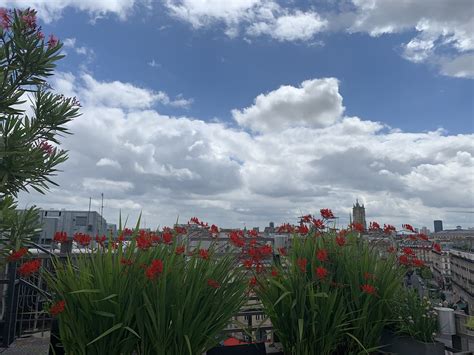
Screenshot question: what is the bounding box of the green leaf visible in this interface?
[86,323,123,346]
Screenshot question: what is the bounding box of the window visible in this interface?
[75,216,87,226]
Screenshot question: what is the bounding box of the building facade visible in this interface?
[36,209,108,247]
[431,249,451,289]
[450,248,474,315]
[352,200,367,230]
[434,220,443,233]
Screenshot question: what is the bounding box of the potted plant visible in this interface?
[44,219,247,354]
[254,210,405,354]
[381,289,444,355]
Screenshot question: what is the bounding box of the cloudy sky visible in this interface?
[14,0,474,230]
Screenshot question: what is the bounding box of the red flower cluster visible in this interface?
[277,247,287,256]
[296,224,309,235]
[162,231,173,244]
[402,224,416,233]
[47,34,58,48]
[316,266,328,279]
[18,259,41,276]
[189,217,208,228]
[8,248,28,261]
[174,226,187,234]
[383,224,396,234]
[369,221,380,231]
[350,222,365,233]
[277,223,295,233]
[360,284,377,295]
[271,268,279,277]
[297,258,308,273]
[73,233,91,247]
[54,231,67,243]
[207,279,220,289]
[199,248,209,260]
[50,300,66,316]
[402,247,415,256]
[145,259,164,280]
[320,208,335,219]
[335,235,346,247]
[0,8,11,29]
[210,224,219,235]
[229,230,245,247]
[175,245,185,255]
[433,243,442,253]
[316,249,328,262]
[95,235,107,247]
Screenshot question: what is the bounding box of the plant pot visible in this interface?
[379,330,444,355]
[207,342,266,355]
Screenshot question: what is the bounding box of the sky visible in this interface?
[13,0,474,231]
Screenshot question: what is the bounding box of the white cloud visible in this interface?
[232,78,344,132]
[148,59,161,68]
[247,10,327,41]
[440,54,474,79]
[4,0,139,22]
[18,72,474,229]
[62,37,95,58]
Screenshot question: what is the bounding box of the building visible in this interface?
[434,220,443,233]
[450,247,474,315]
[432,229,474,242]
[431,249,451,289]
[352,200,367,230]
[398,240,434,265]
[35,209,108,248]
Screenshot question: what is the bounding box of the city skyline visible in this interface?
[13,0,474,229]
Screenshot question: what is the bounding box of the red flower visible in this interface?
[277,223,295,233]
[402,247,415,256]
[412,258,425,267]
[351,222,365,233]
[8,248,28,262]
[53,231,68,243]
[21,10,36,29]
[229,231,245,248]
[369,221,380,231]
[95,235,107,247]
[199,248,209,260]
[271,268,279,277]
[360,284,377,295]
[120,258,133,266]
[210,224,219,235]
[300,214,313,223]
[47,34,59,48]
[399,255,409,265]
[335,235,346,247]
[255,263,265,274]
[248,229,258,238]
[433,243,442,253]
[50,300,66,317]
[383,224,396,234]
[320,208,335,219]
[0,8,11,29]
[175,245,185,255]
[18,259,41,277]
[162,231,173,244]
[297,258,308,273]
[387,246,396,253]
[37,31,44,40]
[316,266,328,279]
[73,233,91,247]
[207,279,220,289]
[316,249,328,262]
[123,228,133,236]
[312,219,325,229]
[296,224,309,235]
[249,277,257,287]
[402,224,416,233]
[243,259,253,269]
[136,232,152,250]
[259,244,272,256]
[174,226,187,234]
[277,247,287,256]
[145,259,164,280]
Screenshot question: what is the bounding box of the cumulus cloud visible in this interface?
[232,78,344,132]
[18,72,474,229]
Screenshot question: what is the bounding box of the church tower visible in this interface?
[352,199,367,230]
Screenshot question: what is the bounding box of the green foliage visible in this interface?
[257,231,404,354]
[46,229,247,355]
[392,289,438,342]
[466,316,474,330]
[0,8,80,261]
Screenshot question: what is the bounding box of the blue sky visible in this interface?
[14,0,474,230]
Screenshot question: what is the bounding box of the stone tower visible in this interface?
[352,199,367,230]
